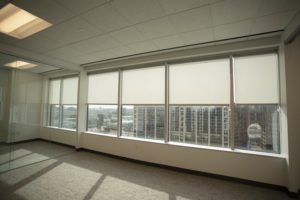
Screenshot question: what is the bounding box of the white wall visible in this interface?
[81,133,287,186]
[284,35,300,192]
[40,127,77,146]
[0,69,11,142]
[9,70,43,142]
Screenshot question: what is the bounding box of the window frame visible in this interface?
[85,50,281,155]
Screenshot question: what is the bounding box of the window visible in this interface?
[84,52,281,154]
[121,67,165,140]
[169,59,230,147]
[48,77,78,130]
[87,72,119,135]
[233,53,279,153]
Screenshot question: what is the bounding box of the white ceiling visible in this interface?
[0,0,299,67]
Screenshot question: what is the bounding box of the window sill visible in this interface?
[82,131,286,159]
[83,131,117,138]
[43,126,77,133]
[120,136,165,144]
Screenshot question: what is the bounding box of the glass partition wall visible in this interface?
[86,52,280,154]
[0,52,76,173]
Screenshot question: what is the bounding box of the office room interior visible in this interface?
[0,0,299,199]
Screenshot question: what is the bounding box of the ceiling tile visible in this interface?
[0,34,19,45]
[135,17,176,39]
[251,10,297,34]
[158,0,212,14]
[40,17,101,45]
[67,55,96,65]
[110,27,147,45]
[180,29,214,45]
[13,0,74,24]
[55,0,107,14]
[257,0,300,17]
[111,0,165,24]
[214,20,253,40]
[27,65,60,74]
[127,41,158,54]
[66,40,100,55]
[169,6,212,33]
[109,46,135,57]
[86,35,121,51]
[44,46,83,60]
[14,35,64,53]
[152,35,184,49]
[90,50,116,61]
[81,4,130,33]
[211,0,261,26]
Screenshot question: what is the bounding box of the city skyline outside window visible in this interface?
[87,105,118,135]
[169,106,230,147]
[122,105,165,140]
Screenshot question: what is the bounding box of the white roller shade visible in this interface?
[88,72,119,104]
[234,54,279,104]
[49,79,61,104]
[169,59,230,104]
[122,66,165,104]
[62,77,78,104]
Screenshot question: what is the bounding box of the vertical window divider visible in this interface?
[58,78,63,128]
[46,80,51,126]
[117,69,123,138]
[165,63,169,143]
[229,55,235,150]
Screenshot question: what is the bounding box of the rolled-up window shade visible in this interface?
[49,79,61,104]
[169,59,230,104]
[88,72,119,104]
[122,66,165,104]
[62,77,78,104]
[234,54,279,104]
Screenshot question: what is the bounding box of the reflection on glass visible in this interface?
[87,105,118,135]
[234,105,279,153]
[122,105,164,140]
[62,105,77,130]
[50,104,60,127]
[169,106,230,147]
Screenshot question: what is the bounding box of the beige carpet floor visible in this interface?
[0,142,298,200]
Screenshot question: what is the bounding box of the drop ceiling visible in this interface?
[0,0,299,69]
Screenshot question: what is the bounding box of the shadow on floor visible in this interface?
[0,141,297,200]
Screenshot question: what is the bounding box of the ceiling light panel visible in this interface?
[0,3,52,39]
[4,60,37,69]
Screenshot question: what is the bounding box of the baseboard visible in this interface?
[38,138,75,149]
[77,147,296,198]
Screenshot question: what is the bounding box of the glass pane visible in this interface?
[88,72,119,104]
[169,59,230,104]
[62,105,77,130]
[87,105,118,135]
[62,77,78,104]
[169,106,230,147]
[122,105,165,140]
[234,54,279,104]
[234,105,280,153]
[122,67,165,104]
[50,104,60,127]
[49,79,61,104]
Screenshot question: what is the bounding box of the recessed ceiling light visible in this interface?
[0,3,52,39]
[4,61,37,69]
